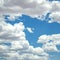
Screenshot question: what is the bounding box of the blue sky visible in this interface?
[0,0,60,60]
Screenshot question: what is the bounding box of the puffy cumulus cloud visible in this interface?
[0,0,60,23]
[0,0,51,17]
[5,46,48,60]
[0,19,49,60]
[37,34,60,52]
[37,35,51,44]
[48,1,60,23]
[48,12,60,23]
[51,1,60,12]
[7,46,48,60]
[18,54,48,60]
[0,21,25,42]
[11,40,29,50]
[42,43,58,52]
[6,52,48,60]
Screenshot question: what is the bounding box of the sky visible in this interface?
[0,0,60,60]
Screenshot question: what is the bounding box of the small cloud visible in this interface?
[26,27,34,33]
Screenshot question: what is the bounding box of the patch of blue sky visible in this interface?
[5,15,60,47]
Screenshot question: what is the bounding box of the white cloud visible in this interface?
[18,53,48,60]
[37,34,60,52]
[0,0,60,23]
[49,12,60,23]
[0,0,60,59]
[37,35,51,44]
[26,27,34,33]
[11,40,29,50]
[51,1,60,12]
[0,18,49,60]
[0,21,25,42]
[48,1,60,23]
[0,0,4,7]
[0,1,60,59]
[6,52,48,60]
[0,0,51,17]
[42,43,58,52]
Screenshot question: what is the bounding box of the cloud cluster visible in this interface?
[37,34,60,52]
[0,0,60,59]
[0,19,49,60]
[0,0,60,23]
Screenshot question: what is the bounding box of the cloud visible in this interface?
[0,18,49,60]
[37,34,60,52]
[42,43,58,52]
[48,1,60,23]
[0,0,60,59]
[0,0,60,23]
[6,52,48,60]
[0,0,4,7]
[0,21,25,42]
[26,27,34,33]
[0,0,51,16]
[48,12,60,23]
